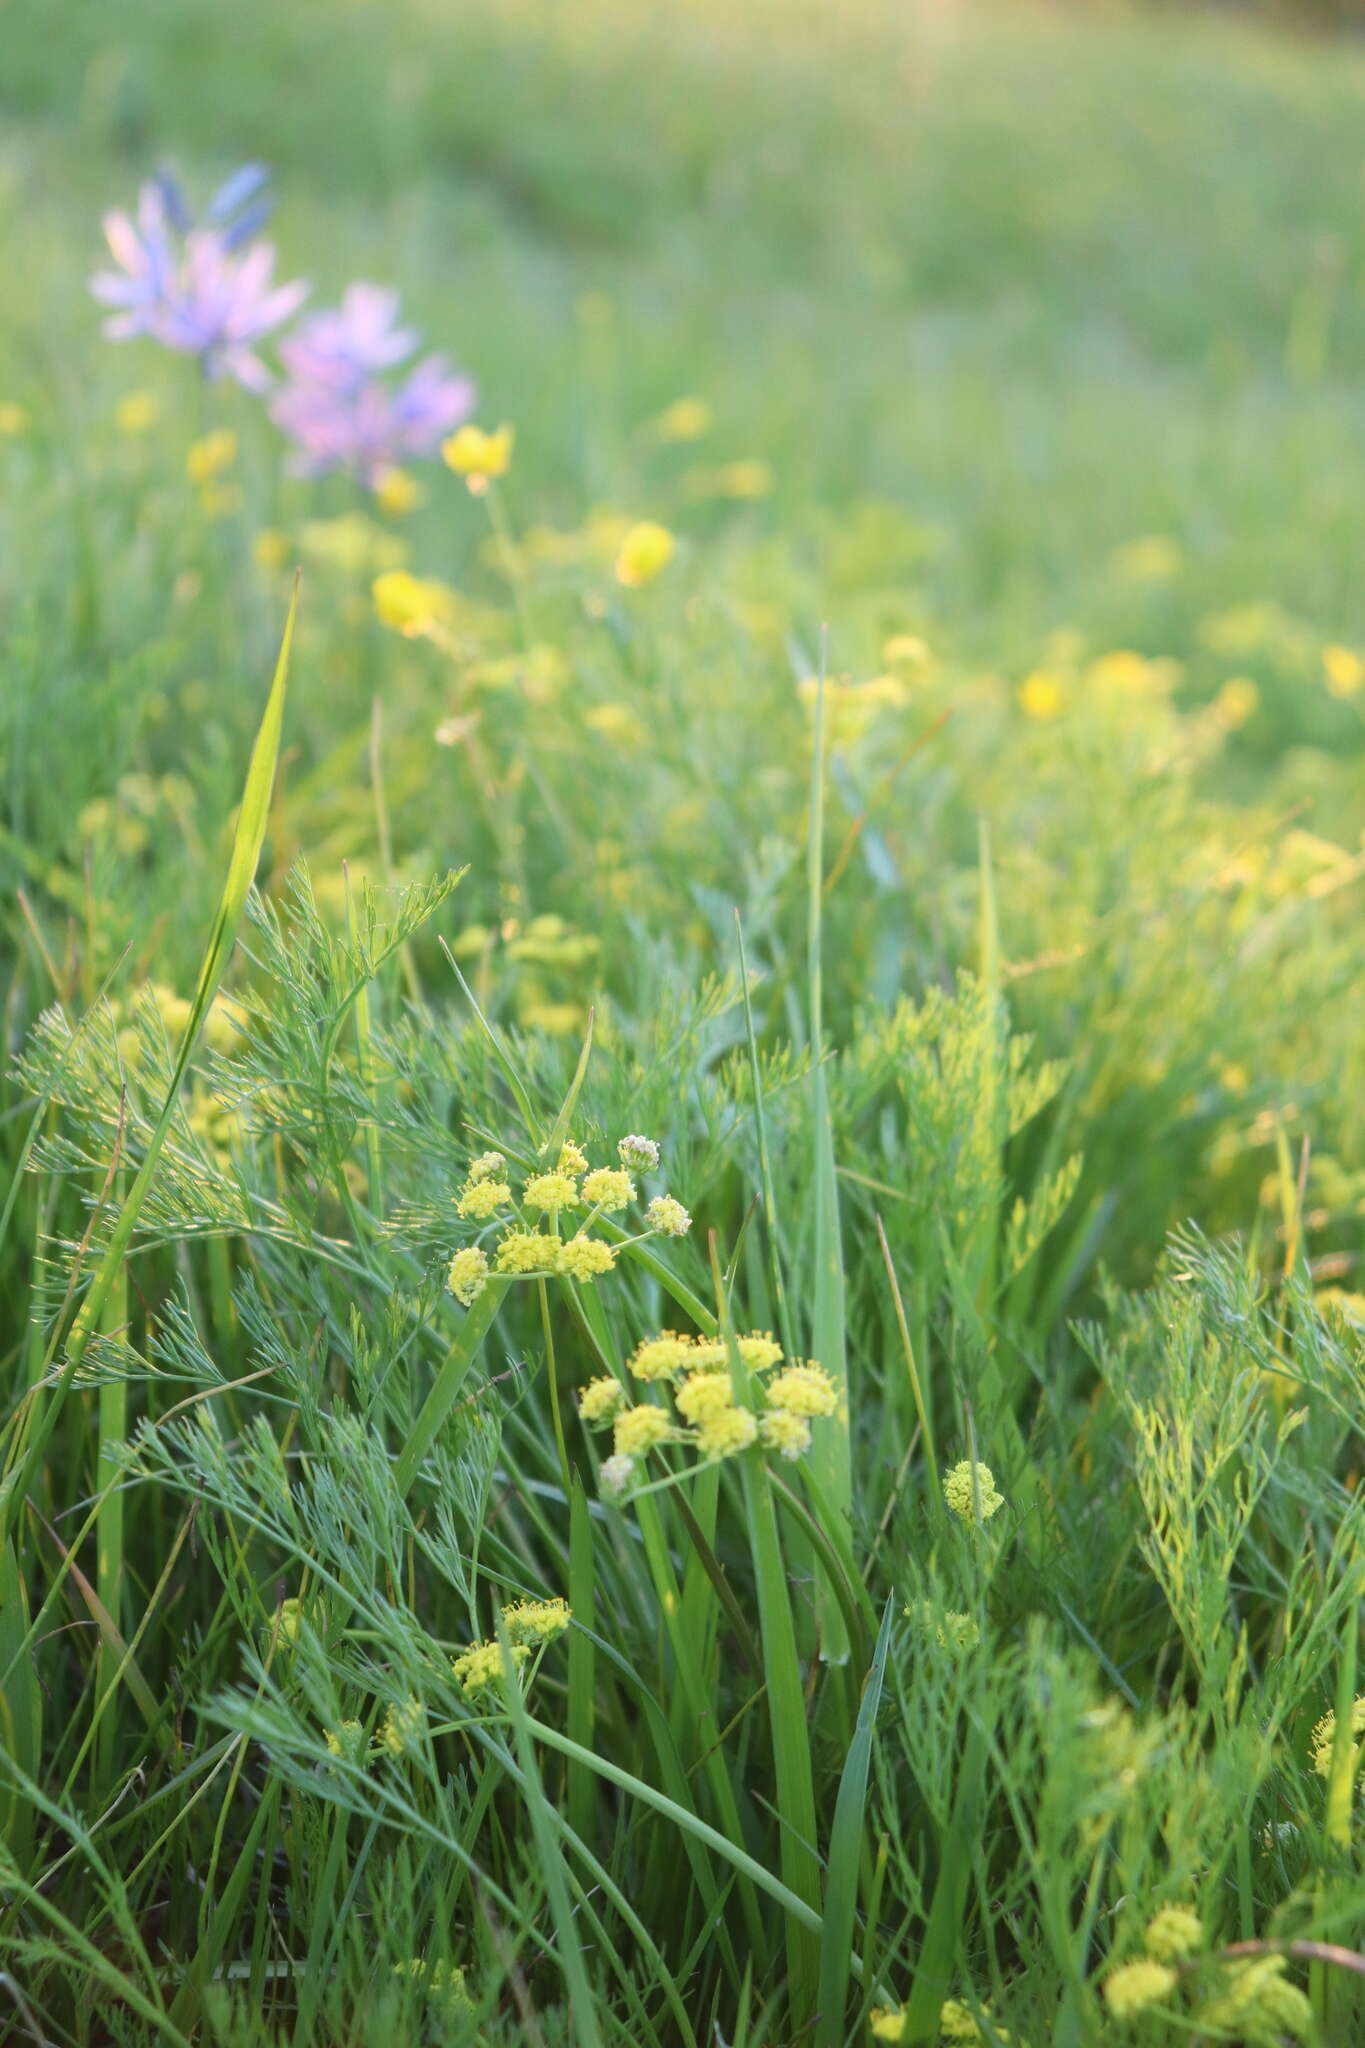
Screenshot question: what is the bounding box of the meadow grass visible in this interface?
[2,1,1365,2042]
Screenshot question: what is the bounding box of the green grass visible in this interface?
[3,1,1365,2042]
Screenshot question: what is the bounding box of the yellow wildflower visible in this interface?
[556,1235,616,1282]
[447,1247,490,1305]
[712,458,774,499]
[467,1150,507,1182]
[656,396,712,442]
[1200,1955,1311,2037]
[0,401,29,436]
[373,466,423,516]
[1143,1905,1204,1961]
[939,2001,990,2042]
[380,1696,425,1756]
[1102,1960,1177,2018]
[586,702,648,748]
[675,1373,737,1424]
[618,1135,660,1170]
[323,1719,365,1759]
[615,520,676,587]
[275,1597,305,1644]
[760,1408,812,1459]
[883,633,931,667]
[115,391,158,434]
[556,1141,589,1176]
[372,569,459,636]
[501,1597,571,1646]
[494,1231,556,1275]
[645,1194,691,1236]
[456,1178,511,1221]
[766,1364,838,1418]
[1018,670,1064,720]
[696,1404,758,1457]
[523,1171,581,1216]
[1309,1693,1365,1775]
[869,2010,904,2042]
[1213,676,1259,730]
[578,1377,625,1426]
[942,1460,1005,1525]
[629,1333,693,1381]
[452,1640,529,1696]
[186,428,237,485]
[737,1333,784,1371]
[442,423,513,490]
[253,528,291,572]
[1110,534,1182,582]
[582,1167,633,1213]
[613,1405,675,1459]
[1323,643,1365,699]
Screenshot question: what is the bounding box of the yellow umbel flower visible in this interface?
[1309,1693,1365,1775]
[186,428,237,484]
[323,1719,365,1759]
[494,1231,556,1275]
[1213,677,1259,731]
[613,1405,675,1459]
[766,1364,838,1418]
[467,1150,506,1182]
[599,1453,635,1498]
[442,422,513,490]
[942,1460,1005,1525]
[1143,1905,1204,1961]
[582,1167,634,1213]
[614,520,676,588]
[578,1377,625,1426]
[556,1141,589,1176]
[737,1333,784,1371]
[452,1640,529,1696]
[869,2009,904,2041]
[447,1247,490,1306]
[373,466,423,517]
[759,1408,812,1460]
[501,1597,571,1646]
[1102,1959,1177,2018]
[115,391,158,434]
[1200,1955,1311,2037]
[629,1333,693,1380]
[522,1171,581,1216]
[0,401,29,435]
[380,1696,425,1756]
[617,1134,660,1170]
[938,2001,990,2042]
[695,1404,758,1458]
[556,1235,616,1282]
[675,1373,737,1424]
[456,1178,511,1220]
[645,1194,691,1236]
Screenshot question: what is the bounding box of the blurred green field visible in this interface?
[3,3,1365,2044]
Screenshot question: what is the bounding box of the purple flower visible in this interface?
[91,168,307,392]
[269,284,474,486]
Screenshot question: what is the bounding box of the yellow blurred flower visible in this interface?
[199,482,243,520]
[1109,534,1182,583]
[1323,643,1365,699]
[186,429,237,485]
[115,391,159,434]
[373,466,424,517]
[1018,670,1064,720]
[372,569,460,636]
[253,529,291,572]
[298,513,407,576]
[1212,676,1259,731]
[442,423,513,491]
[614,520,676,587]
[585,703,648,749]
[712,459,774,499]
[0,402,29,436]
[656,396,713,442]
[882,633,932,668]
[1088,648,1175,694]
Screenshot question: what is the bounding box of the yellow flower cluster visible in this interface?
[452,1597,571,1698]
[445,1134,690,1307]
[580,1329,835,1499]
[1309,1692,1365,1775]
[1102,1959,1176,2018]
[942,1460,1006,1526]
[870,1998,1007,2043]
[380,1696,425,1757]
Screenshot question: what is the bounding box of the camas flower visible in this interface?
[271,284,474,486]
[91,168,307,391]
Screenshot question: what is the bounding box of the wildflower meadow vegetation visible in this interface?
[4,0,1365,2041]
